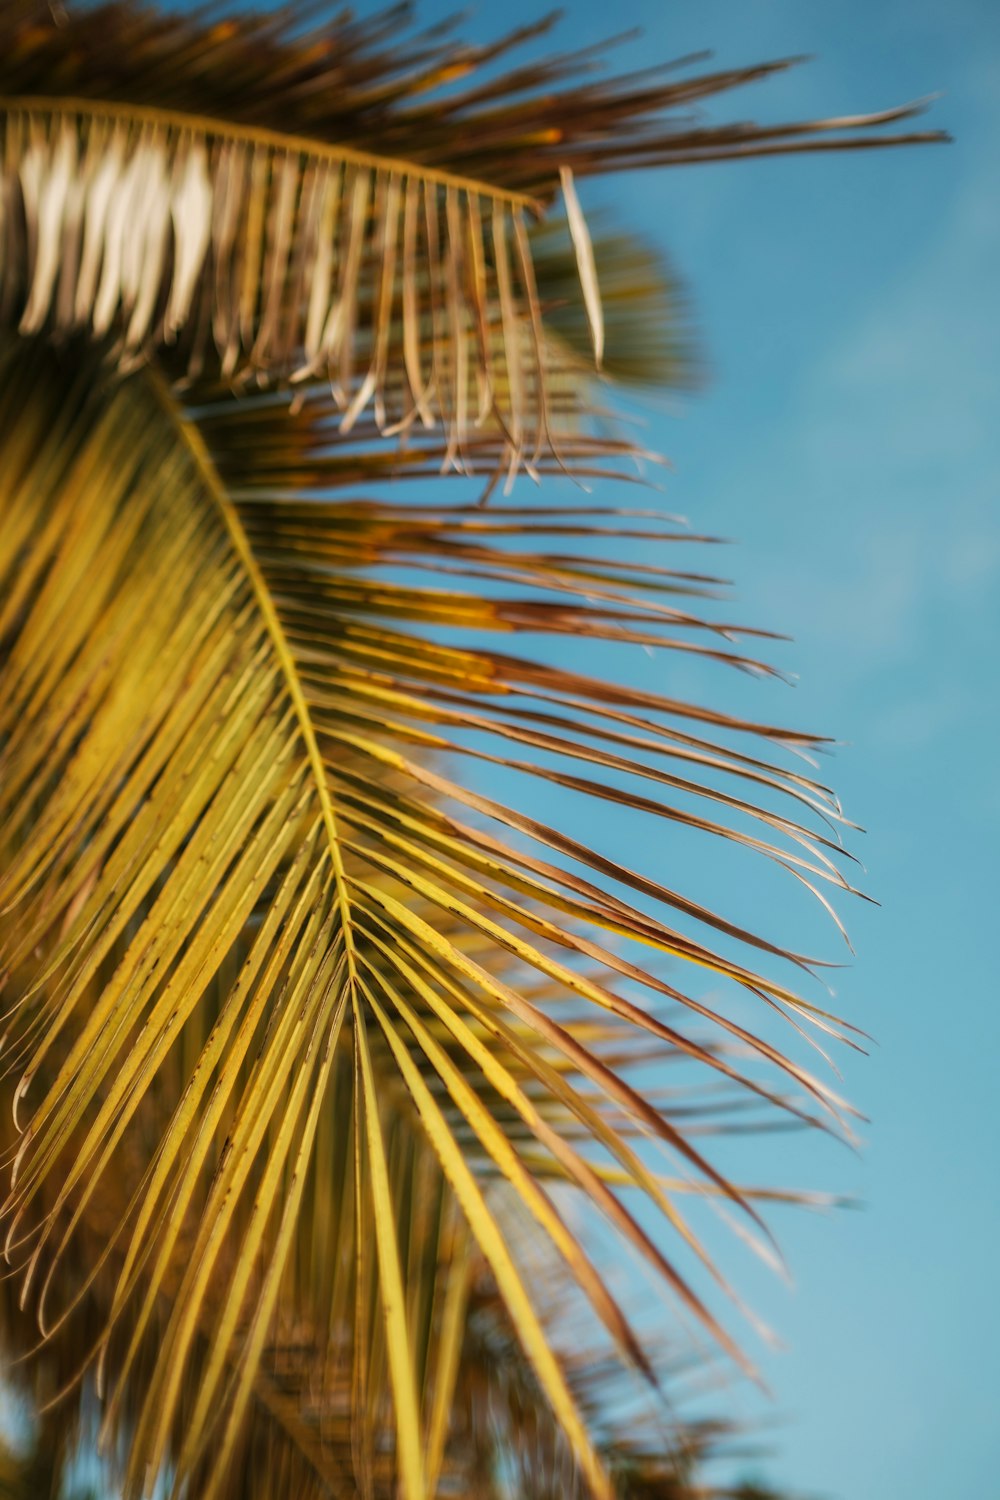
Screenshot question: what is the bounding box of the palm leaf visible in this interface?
[0,324,846,1499]
[0,5,946,1497]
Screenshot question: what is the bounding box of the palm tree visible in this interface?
[0,4,945,1497]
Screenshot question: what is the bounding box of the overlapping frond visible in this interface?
[0,2,946,467]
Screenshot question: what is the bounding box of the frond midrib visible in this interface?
[0,93,542,211]
[147,368,359,979]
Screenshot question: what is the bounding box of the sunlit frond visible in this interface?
[0,2,946,468]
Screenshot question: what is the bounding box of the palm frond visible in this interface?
[0,2,946,465]
[0,324,853,1497]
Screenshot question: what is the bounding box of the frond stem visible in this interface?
[146,367,359,981]
[0,94,544,213]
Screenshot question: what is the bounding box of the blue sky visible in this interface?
[456,3,999,1496]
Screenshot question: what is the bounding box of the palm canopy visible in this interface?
[0,5,944,1498]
